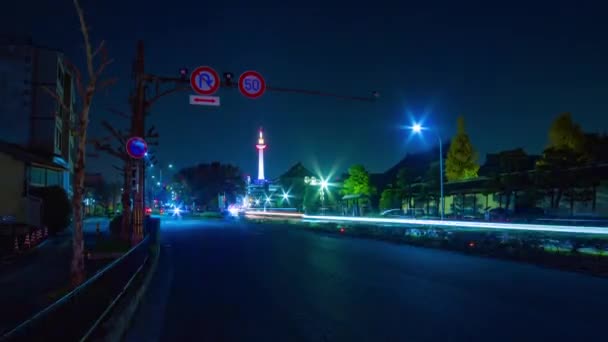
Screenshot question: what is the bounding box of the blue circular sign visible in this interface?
[126,137,148,159]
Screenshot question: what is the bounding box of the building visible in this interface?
[0,140,68,226]
[0,36,76,196]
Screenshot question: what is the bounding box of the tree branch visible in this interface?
[41,86,70,113]
[101,120,127,144]
[92,40,106,59]
[145,85,189,108]
[105,107,130,119]
[73,0,95,79]
[93,141,128,161]
[98,77,118,91]
[112,164,125,172]
[96,57,114,78]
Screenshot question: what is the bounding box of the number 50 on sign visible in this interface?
[238,71,266,99]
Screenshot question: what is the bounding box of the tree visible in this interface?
[174,162,245,210]
[535,113,588,210]
[445,116,479,181]
[494,148,531,210]
[395,168,414,208]
[30,186,72,234]
[341,165,375,196]
[379,185,401,211]
[43,0,113,285]
[548,112,585,153]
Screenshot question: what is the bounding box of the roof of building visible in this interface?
[276,162,315,180]
[0,140,67,171]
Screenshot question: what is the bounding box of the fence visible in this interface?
[1,218,159,342]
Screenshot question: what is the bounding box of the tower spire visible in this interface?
[256,127,267,180]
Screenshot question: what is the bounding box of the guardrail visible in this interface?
[1,219,158,342]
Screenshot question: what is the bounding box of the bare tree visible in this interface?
[65,0,113,285]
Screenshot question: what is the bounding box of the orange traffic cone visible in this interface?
[24,234,31,248]
[14,237,19,252]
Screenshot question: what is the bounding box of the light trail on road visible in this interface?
[302,215,608,236]
[245,211,304,218]
[244,211,608,235]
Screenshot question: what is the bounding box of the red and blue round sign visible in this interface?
[190,66,220,95]
[126,137,148,159]
[238,71,266,99]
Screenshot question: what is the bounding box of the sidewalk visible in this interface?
[0,218,110,335]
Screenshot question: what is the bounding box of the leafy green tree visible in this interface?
[379,185,402,211]
[445,116,479,181]
[341,165,375,196]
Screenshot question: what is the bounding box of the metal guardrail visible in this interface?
[0,221,157,342]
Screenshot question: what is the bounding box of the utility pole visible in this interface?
[130,41,146,244]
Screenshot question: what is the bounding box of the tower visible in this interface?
[256,128,267,180]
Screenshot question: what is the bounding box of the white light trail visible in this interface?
[301,215,608,235]
[245,211,304,218]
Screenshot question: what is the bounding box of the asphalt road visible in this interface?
[126,217,608,342]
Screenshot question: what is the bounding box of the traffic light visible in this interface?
[223,72,234,86]
[179,68,188,80]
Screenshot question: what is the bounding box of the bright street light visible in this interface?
[320,179,329,190]
[169,164,173,168]
[410,122,444,220]
[156,181,161,186]
[282,192,289,200]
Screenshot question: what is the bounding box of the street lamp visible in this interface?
[410,123,444,220]
[304,176,330,215]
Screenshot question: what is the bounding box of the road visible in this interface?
[127,217,608,342]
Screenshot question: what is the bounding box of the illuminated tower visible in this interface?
[256,128,267,180]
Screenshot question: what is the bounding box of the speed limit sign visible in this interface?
[238,71,266,99]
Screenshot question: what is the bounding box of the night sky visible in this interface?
[4,0,608,182]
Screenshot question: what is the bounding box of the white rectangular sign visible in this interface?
[189,95,220,106]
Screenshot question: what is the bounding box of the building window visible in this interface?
[30,167,46,186]
[46,170,62,186]
[55,126,62,152]
[57,64,63,82]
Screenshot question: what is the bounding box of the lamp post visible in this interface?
[411,123,444,220]
[304,176,329,215]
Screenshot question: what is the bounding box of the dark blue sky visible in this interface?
[4,0,608,181]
